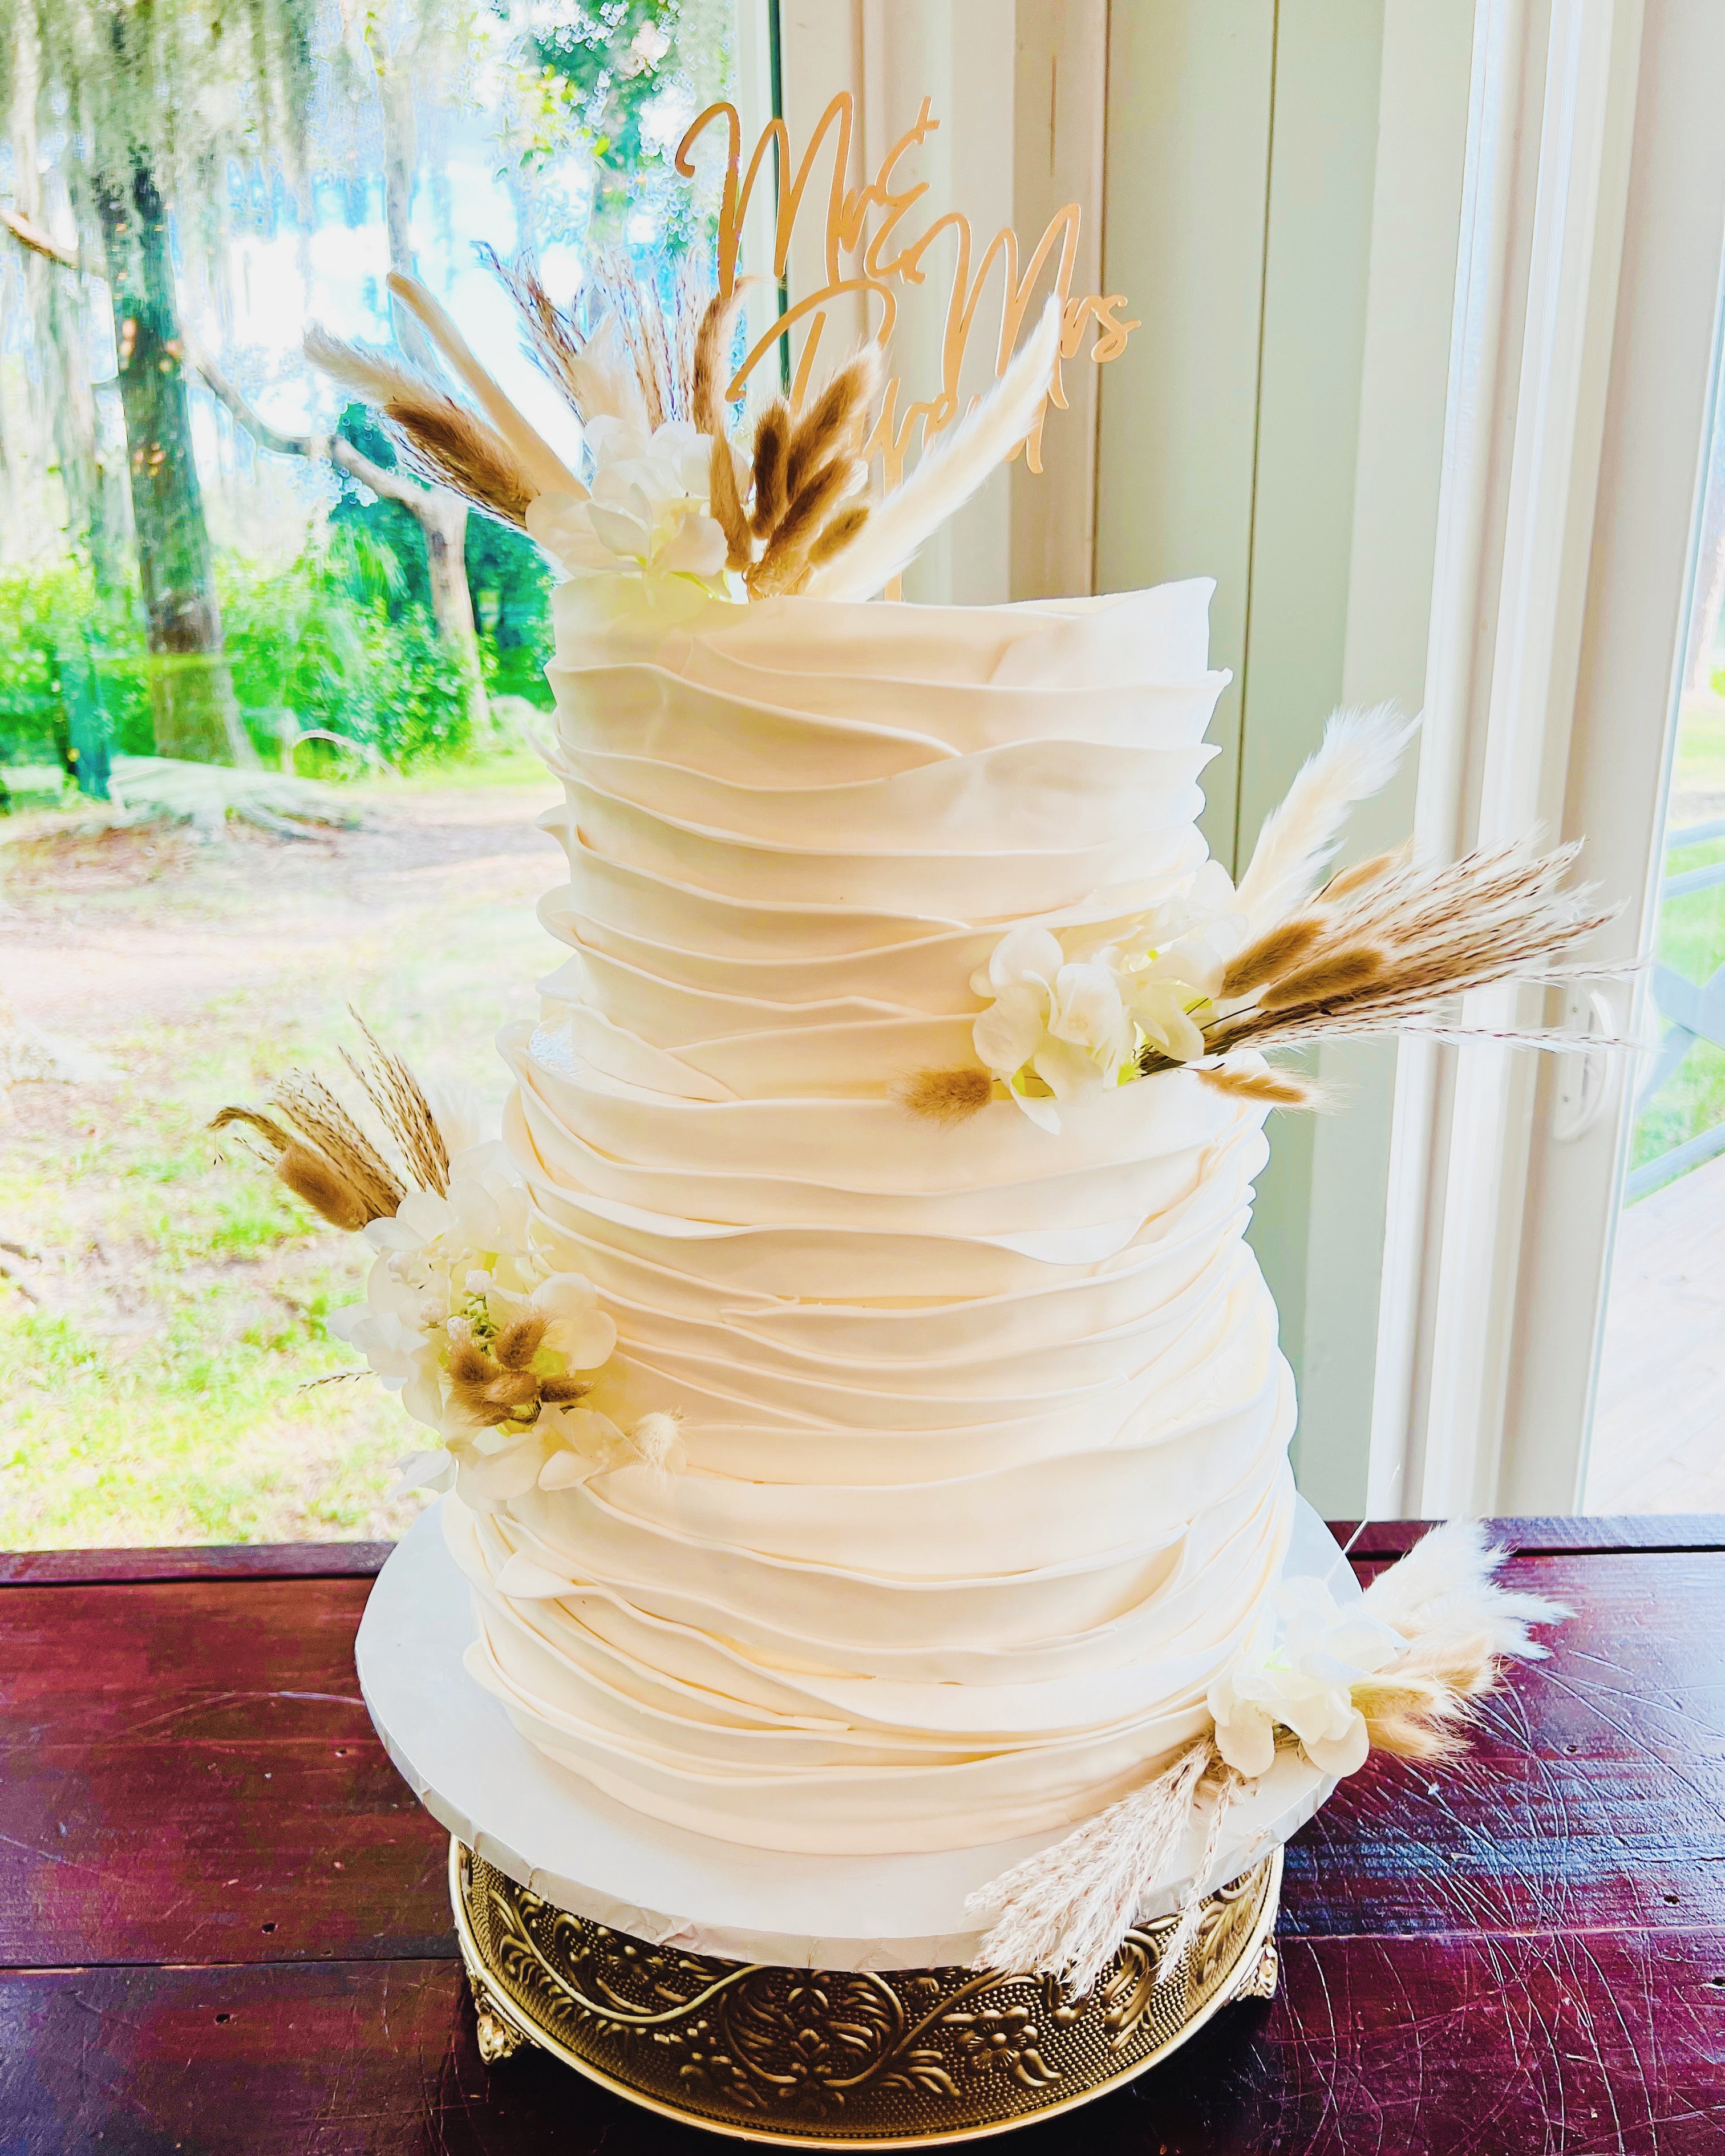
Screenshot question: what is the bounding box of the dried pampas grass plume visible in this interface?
[1233,706,1415,933]
[891,1065,995,1125]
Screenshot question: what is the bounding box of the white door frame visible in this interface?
[1368,0,1725,1515]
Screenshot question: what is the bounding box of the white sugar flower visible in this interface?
[527,416,744,590]
[326,1144,541,1440]
[1208,1576,1407,1780]
[970,926,1136,1133]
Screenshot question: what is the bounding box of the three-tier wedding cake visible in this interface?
[447,571,1295,1858]
[237,112,1580,2129]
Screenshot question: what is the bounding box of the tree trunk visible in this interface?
[419,487,488,735]
[7,19,119,589]
[98,164,252,766]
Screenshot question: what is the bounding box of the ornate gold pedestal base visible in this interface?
[450,1838,1281,2146]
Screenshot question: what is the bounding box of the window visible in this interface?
[1,0,736,1547]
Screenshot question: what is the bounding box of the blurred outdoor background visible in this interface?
[0,0,731,1546]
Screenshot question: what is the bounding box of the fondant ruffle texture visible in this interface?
[447,572,1299,1855]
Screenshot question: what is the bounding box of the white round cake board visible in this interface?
[357,1495,1349,1971]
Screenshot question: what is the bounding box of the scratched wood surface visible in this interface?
[3,1527,1722,2153]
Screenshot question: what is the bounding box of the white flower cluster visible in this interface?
[1206,1575,1407,1780]
[970,864,1246,1130]
[326,1141,680,1511]
[527,416,746,590]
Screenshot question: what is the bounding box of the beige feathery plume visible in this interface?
[890,1065,995,1125]
[1233,707,1414,934]
[968,1739,1217,1995]
[807,298,1062,604]
[304,327,537,526]
[1355,1518,1566,1755]
[386,271,582,497]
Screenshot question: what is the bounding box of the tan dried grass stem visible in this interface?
[342,1010,448,1197]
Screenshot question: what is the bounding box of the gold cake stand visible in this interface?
[451,1837,1281,2145]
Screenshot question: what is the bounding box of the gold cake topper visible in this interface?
[677,92,1137,487]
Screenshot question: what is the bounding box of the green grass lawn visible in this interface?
[0,752,562,1547]
[1629,692,1725,1190]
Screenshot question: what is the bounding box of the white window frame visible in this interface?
[1368,0,1725,1515]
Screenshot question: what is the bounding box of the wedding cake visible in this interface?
[442,569,1297,1859]
[267,171,1576,2058]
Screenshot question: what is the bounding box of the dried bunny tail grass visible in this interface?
[750,399,791,536]
[342,1010,449,1197]
[692,285,742,436]
[807,298,1062,603]
[691,287,752,569]
[890,1065,996,1125]
[1258,946,1386,1012]
[1220,915,1325,999]
[1322,842,1410,903]
[1197,1064,1333,1110]
[492,1314,548,1372]
[785,345,881,500]
[209,1107,376,1233]
[209,1104,295,1153]
[271,1072,403,1223]
[1205,841,1621,1059]
[386,400,536,528]
[748,456,861,597]
[809,502,869,568]
[276,1146,375,1233]
[304,327,535,526]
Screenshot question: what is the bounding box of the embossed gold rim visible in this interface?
[448,1838,1281,2146]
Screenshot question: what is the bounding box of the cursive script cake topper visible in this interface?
[676,91,1138,489]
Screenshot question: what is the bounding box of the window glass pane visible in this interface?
[1589,334,1725,1511]
[0,0,736,1549]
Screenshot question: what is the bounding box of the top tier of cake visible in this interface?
[447,573,1298,1857]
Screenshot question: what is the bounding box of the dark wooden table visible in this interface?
[3,1520,1723,2154]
